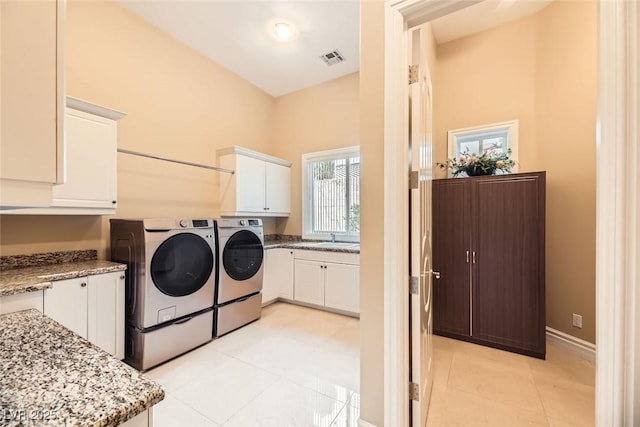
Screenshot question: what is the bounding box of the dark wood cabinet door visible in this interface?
[471,173,546,357]
[432,179,471,338]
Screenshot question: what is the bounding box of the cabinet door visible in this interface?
[52,108,117,209]
[471,174,545,354]
[0,0,63,207]
[44,277,88,339]
[265,162,291,215]
[294,259,325,306]
[277,250,295,300]
[87,272,125,359]
[262,250,279,304]
[235,155,266,213]
[324,262,359,314]
[263,248,294,304]
[432,179,471,337]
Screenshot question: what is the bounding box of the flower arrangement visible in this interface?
[437,149,516,177]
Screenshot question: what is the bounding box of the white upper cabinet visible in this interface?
[3,98,126,215]
[0,0,65,208]
[52,98,125,213]
[218,146,292,217]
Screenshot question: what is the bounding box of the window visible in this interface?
[302,146,360,242]
[447,120,519,174]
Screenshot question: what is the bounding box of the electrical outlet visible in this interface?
[572,313,583,328]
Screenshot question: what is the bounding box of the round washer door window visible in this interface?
[223,230,264,281]
[151,233,214,297]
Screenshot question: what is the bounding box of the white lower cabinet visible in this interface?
[262,248,294,305]
[293,250,360,315]
[293,259,326,306]
[44,271,125,359]
[324,263,359,313]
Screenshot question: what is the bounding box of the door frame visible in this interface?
[382,0,640,426]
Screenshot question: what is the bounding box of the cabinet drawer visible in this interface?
[294,250,359,265]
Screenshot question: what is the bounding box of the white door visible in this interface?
[87,272,125,359]
[44,277,88,339]
[54,108,118,208]
[293,259,325,305]
[235,155,266,213]
[265,162,291,214]
[324,262,360,313]
[409,27,435,427]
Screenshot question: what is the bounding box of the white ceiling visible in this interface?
[118,0,360,97]
[117,0,553,98]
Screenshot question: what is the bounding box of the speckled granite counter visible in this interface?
[0,261,126,297]
[263,240,360,254]
[0,309,164,426]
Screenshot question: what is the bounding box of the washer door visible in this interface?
[151,233,214,297]
[222,230,264,281]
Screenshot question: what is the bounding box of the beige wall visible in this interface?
[272,72,360,236]
[432,0,597,343]
[0,0,277,258]
[433,14,538,172]
[359,1,385,425]
[535,0,597,343]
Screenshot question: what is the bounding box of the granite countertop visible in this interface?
[0,309,164,427]
[263,240,360,254]
[0,261,126,298]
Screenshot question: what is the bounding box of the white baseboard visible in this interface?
[546,326,596,362]
[358,419,378,427]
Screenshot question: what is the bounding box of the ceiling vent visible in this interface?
[319,49,345,66]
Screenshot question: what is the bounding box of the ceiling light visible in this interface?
[271,22,297,42]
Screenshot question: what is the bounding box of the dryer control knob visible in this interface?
[179,219,189,228]
[239,220,246,226]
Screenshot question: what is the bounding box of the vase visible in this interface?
[466,165,495,176]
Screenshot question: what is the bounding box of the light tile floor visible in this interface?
[148,302,359,427]
[147,302,595,427]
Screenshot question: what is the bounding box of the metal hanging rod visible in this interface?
[117,148,234,174]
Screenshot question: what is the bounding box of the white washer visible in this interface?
[215,218,264,336]
[110,218,216,370]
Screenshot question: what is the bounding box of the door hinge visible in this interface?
[410,276,419,295]
[409,382,420,401]
[409,171,419,189]
[408,65,419,85]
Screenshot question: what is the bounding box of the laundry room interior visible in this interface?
[0,0,603,426]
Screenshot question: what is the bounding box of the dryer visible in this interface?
[110,218,216,370]
[215,218,264,336]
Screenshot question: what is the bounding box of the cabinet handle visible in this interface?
[472,251,476,264]
[466,250,470,263]
[80,282,87,287]
[112,200,117,204]
[432,271,441,280]
[120,275,125,280]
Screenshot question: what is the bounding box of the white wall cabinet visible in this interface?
[262,248,294,305]
[0,0,65,208]
[0,291,44,314]
[293,250,360,315]
[218,146,292,217]
[3,98,126,215]
[44,271,125,359]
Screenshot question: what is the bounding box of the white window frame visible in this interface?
[447,119,519,174]
[302,146,360,242]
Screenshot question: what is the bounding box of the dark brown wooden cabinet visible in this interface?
[432,172,546,359]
